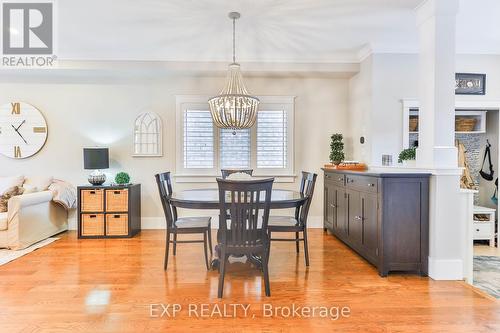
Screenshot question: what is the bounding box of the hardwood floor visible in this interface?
[475,244,500,257]
[0,230,499,333]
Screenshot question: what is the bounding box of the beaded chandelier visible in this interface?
[208,12,259,130]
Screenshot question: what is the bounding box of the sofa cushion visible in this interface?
[0,212,7,231]
[0,186,24,213]
[0,175,24,195]
[23,176,53,192]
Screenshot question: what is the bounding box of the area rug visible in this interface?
[473,255,500,298]
[0,238,59,266]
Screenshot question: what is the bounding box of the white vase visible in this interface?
[402,160,416,167]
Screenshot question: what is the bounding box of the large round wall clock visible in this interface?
[0,102,48,159]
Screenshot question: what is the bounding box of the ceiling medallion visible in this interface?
[208,12,259,131]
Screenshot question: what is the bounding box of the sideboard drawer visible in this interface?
[81,214,104,236]
[346,175,378,193]
[325,173,345,186]
[106,214,129,236]
[81,189,104,212]
[106,189,129,212]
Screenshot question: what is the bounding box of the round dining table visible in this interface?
[169,188,307,210]
[169,188,307,269]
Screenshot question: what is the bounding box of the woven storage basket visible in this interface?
[106,189,129,212]
[409,117,418,132]
[455,117,477,132]
[81,189,104,212]
[106,214,128,236]
[81,214,104,236]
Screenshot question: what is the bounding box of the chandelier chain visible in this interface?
[232,17,236,63]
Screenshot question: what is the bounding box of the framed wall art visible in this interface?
[455,73,486,95]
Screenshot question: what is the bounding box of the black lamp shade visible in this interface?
[83,148,109,170]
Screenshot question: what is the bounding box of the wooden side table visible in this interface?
[77,184,141,239]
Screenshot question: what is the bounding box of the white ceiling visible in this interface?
[52,0,500,63]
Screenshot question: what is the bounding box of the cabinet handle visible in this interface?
[90,215,97,218]
[330,204,337,208]
[476,229,480,232]
[347,178,354,183]
[90,191,96,194]
[114,215,120,218]
[354,215,362,221]
[338,177,343,181]
[114,191,121,194]
[367,183,375,187]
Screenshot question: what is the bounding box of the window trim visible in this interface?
[175,95,295,182]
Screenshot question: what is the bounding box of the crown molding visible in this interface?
[0,59,360,81]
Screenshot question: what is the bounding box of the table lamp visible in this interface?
[83,148,109,185]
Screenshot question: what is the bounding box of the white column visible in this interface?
[415,0,465,280]
[416,0,458,169]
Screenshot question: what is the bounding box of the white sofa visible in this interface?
[0,178,69,250]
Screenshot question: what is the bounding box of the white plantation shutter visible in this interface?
[176,96,294,178]
[220,129,251,168]
[183,110,214,168]
[257,110,288,168]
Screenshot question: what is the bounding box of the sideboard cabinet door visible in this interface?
[346,189,363,246]
[360,192,379,263]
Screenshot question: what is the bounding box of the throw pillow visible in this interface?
[0,175,25,195]
[22,184,39,194]
[0,186,24,213]
[23,176,53,192]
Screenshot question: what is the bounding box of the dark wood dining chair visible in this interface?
[155,172,212,270]
[216,177,274,298]
[268,171,317,266]
[221,169,254,179]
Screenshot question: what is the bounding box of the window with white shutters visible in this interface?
[183,110,214,168]
[220,129,251,168]
[176,96,294,179]
[257,110,287,168]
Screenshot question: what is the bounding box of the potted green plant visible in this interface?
[329,133,345,165]
[115,172,131,185]
[398,147,416,166]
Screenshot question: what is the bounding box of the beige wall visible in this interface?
[0,74,349,229]
[347,55,373,162]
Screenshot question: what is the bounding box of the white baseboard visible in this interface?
[68,216,77,230]
[69,215,324,231]
[428,257,464,280]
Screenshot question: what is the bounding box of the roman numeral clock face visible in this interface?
[0,102,48,159]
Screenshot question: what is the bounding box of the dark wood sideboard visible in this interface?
[77,184,141,239]
[322,169,430,276]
